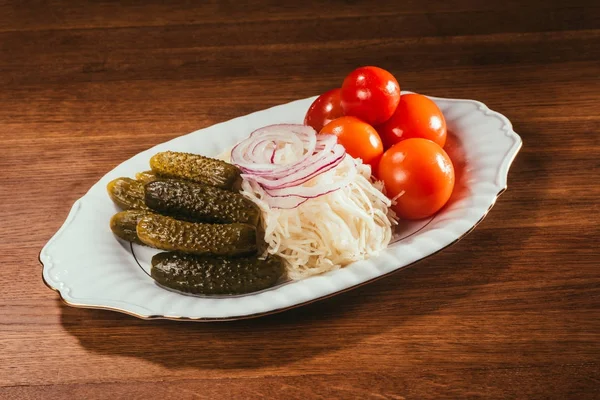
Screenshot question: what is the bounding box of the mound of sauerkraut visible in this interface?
[231,124,396,280]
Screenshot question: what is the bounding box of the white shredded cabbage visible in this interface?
[240,154,397,280]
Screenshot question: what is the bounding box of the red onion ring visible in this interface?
[231,124,349,208]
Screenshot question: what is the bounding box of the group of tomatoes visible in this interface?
[304,66,455,220]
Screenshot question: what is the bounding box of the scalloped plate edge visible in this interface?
[39,95,522,321]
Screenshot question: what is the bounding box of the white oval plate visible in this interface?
[40,94,522,321]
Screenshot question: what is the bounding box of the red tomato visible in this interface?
[377,93,447,149]
[377,138,454,220]
[319,116,383,168]
[340,66,400,126]
[304,88,344,132]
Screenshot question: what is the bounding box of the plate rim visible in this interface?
[39,94,522,322]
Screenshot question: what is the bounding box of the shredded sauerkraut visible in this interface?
[240,154,396,280]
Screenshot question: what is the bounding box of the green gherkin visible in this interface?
[107,177,148,210]
[151,252,285,295]
[150,151,241,190]
[110,210,154,244]
[135,170,158,183]
[136,214,257,256]
[144,179,260,225]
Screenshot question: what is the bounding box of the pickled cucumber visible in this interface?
[151,252,285,295]
[144,179,260,225]
[110,210,154,244]
[149,151,241,190]
[136,214,257,256]
[107,177,148,210]
[135,170,158,183]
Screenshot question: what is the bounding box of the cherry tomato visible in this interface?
[340,66,400,126]
[377,93,447,149]
[319,116,383,168]
[304,88,344,132]
[377,138,454,220]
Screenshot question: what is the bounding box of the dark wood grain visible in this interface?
[1,1,599,399]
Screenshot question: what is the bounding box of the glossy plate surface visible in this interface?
[40,94,522,321]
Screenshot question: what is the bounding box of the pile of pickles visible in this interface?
[108,151,285,295]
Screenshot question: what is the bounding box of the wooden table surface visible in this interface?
[2,1,599,399]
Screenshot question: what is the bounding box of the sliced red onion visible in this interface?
[245,179,308,209]
[248,150,346,190]
[231,124,316,173]
[264,165,357,198]
[245,134,338,181]
[231,124,350,208]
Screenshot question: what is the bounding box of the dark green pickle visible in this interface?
[136,214,257,256]
[109,210,154,244]
[151,252,285,295]
[107,177,148,210]
[144,179,260,225]
[150,151,241,190]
